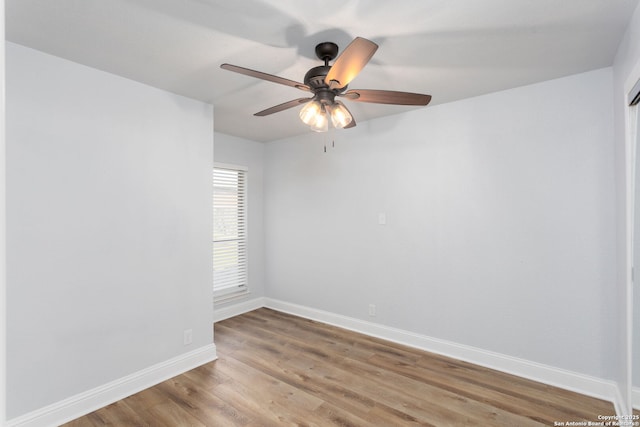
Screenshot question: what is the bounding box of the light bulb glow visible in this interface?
[329,101,353,128]
[300,99,353,132]
[299,100,322,125]
[310,106,328,132]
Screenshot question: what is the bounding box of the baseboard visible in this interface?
[612,384,631,418]
[214,296,265,323]
[634,386,640,410]
[264,298,618,405]
[6,344,217,427]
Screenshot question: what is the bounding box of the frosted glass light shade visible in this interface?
[300,99,352,132]
[299,100,322,125]
[310,107,328,132]
[329,101,352,128]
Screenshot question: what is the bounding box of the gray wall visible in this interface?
[6,43,214,418]
[264,68,617,379]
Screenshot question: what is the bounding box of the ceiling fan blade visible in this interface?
[325,37,378,90]
[254,97,313,116]
[341,89,431,106]
[344,115,356,129]
[221,63,311,92]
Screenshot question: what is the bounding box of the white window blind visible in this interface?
[213,166,247,297]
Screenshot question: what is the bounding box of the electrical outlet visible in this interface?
[183,329,193,346]
[368,304,376,317]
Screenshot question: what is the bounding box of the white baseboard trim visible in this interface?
[214,296,265,323]
[264,298,618,406]
[633,386,640,410]
[612,385,630,418]
[7,344,217,427]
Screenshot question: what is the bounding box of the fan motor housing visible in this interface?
[304,65,331,90]
[304,64,348,101]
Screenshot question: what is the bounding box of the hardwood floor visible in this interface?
[64,308,615,426]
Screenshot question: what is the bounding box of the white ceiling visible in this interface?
[6,0,639,142]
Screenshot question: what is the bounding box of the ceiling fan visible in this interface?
[221,37,432,132]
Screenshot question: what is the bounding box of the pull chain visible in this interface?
[322,129,336,153]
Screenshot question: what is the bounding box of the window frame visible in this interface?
[213,162,249,302]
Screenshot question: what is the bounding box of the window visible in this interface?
[213,164,248,300]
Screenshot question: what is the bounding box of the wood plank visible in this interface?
[216,311,575,424]
[222,322,545,426]
[64,400,146,426]
[63,308,616,426]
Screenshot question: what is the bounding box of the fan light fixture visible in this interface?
[299,100,352,132]
[328,101,352,128]
[220,37,432,133]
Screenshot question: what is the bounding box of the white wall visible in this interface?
[613,0,640,409]
[265,68,616,380]
[1,1,7,423]
[213,132,265,310]
[6,43,214,419]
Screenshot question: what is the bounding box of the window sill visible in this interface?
[214,289,251,305]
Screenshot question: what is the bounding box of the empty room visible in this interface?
[3,0,640,425]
